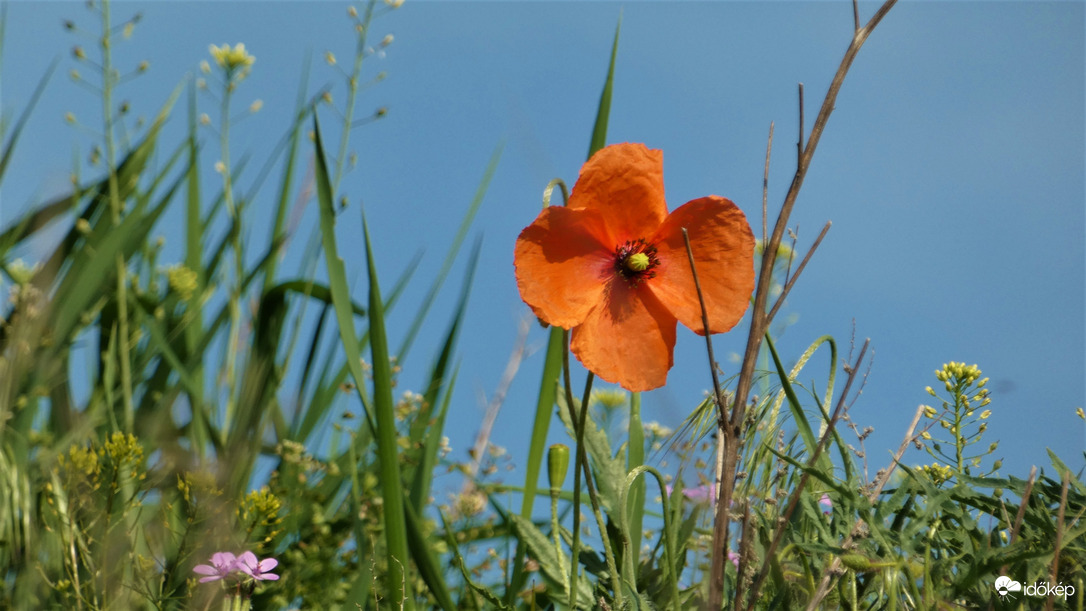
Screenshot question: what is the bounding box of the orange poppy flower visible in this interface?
[514,142,756,392]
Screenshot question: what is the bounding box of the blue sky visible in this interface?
[2,2,1083,488]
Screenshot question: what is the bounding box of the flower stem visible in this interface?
[560,337,622,608]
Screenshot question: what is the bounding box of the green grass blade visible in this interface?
[587,16,621,159]
[360,212,414,609]
[0,58,57,185]
[765,333,819,458]
[314,115,412,608]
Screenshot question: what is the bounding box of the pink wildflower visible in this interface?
[237,551,280,581]
[192,551,239,583]
[819,493,833,516]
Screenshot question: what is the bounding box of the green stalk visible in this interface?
[184,83,208,456]
[219,78,243,442]
[97,5,137,604]
[550,486,566,594]
[561,349,622,608]
[626,391,644,571]
[99,0,135,433]
[572,375,623,608]
[333,0,377,192]
[561,332,584,609]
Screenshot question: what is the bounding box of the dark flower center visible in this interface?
[614,238,659,287]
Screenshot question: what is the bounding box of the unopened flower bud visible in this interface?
[547,444,569,491]
[840,553,873,572]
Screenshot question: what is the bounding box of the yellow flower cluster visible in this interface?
[209,43,255,71]
[103,432,144,468]
[934,361,985,386]
[167,264,198,301]
[240,487,284,544]
[64,445,101,478]
[919,463,955,485]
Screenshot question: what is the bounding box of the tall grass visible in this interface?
[0,1,1082,610]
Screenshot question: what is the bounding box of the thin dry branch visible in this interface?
[767,221,831,324]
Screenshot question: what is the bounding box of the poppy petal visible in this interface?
[649,196,755,335]
[571,281,677,392]
[514,206,613,328]
[567,143,668,245]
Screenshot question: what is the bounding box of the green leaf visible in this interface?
[510,514,595,608]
